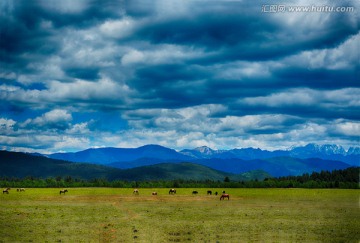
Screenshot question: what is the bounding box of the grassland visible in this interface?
[0,188,358,242]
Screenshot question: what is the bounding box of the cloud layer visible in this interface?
[0,0,359,152]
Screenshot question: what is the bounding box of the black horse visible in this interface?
[192,191,198,195]
[207,190,212,195]
[169,189,176,194]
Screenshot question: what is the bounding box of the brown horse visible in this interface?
[169,189,176,194]
[17,188,25,192]
[60,189,68,194]
[220,194,230,200]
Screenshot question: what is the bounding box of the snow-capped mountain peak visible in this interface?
[194,146,215,154]
[347,147,360,155]
[295,144,347,155]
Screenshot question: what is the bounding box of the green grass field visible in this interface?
[0,188,359,242]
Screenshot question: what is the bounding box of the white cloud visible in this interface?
[66,122,90,135]
[23,56,65,84]
[53,136,90,152]
[213,61,272,80]
[125,104,301,142]
[0,118,16,134]
[121,45,204,66]
[45,76,131,103]
[0,72,16,80]
[121,50,145,66]
[39,109,72,123]
[243,88,317,107]
[22,109,72,130]
[0,84,19,92]
[332,120,360,137]
[1,76,133,110]
[100,18,138,39]
[60,29,119,68]
[323,88,360,107]
[284,34,360,70]
[0,133,60,151]
[242,88,360,108]
[125,104,226,132]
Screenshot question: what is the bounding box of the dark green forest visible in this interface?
[1,167,358,189]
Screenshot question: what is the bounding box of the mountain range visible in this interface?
[180,144,359,165]
[45,144,358,177]
[0,150,269,181]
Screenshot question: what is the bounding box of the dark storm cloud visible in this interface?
[0,3,57,75]
[129,63,211,106]
[136,15,268,50]
[64,67,100,81]
[130,2,358,63]
[230,103,360,121]
[0,0,123,76]
[273,68,359,89]
[120,1,358,112]
[0,0,359,152]
[131,11,290,63]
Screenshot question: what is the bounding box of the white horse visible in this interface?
[133,189,139,195]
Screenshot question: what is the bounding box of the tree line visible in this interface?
[0,167,358,189]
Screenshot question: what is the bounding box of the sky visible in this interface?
[0,0,359,153]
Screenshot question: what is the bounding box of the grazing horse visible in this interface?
[215,192,218,196]
[169,189,176,194]
[192,191,198,195]
[152,192,157,195]
[207,190,212,195]
[133,189,139,195]
[17,188,25,192]
[60,189,68,195]
[3,188,9,194]
[220,194,230,200]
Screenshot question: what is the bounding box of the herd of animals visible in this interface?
[2,187,25,194]
[2,188,230,200]
[138,188,230,200]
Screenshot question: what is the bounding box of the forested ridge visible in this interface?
[1,167,358,189]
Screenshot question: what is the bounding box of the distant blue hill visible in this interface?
[108,157,350,177]
[49,144,192,164]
